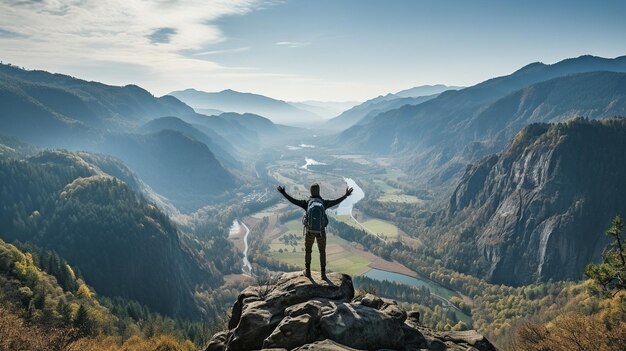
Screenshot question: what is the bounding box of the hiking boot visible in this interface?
[321,270,327,280]
[304,268,311,278]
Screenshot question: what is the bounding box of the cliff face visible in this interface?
[207,271,496,351]
[447,118,626,285]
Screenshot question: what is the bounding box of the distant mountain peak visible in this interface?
[219,88,239,94]
[513,54,626,76]
[511,61,547,74]
[394,84,463,98]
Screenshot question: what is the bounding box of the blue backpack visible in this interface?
[303,198,328,234]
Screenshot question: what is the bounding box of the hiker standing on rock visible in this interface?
[277,183,353,280]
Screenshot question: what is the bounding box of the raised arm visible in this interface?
[324,186,354,208]
[277,185,307,210]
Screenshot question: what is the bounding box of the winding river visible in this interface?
[233,157,469,322]
[363,268,471,323]
[302,161,471,322]
[301,157,326,170]
[335,177,365,215]
[229,220,253,276]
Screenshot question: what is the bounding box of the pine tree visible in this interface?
[74,304,92,335]
[585,215,626,294]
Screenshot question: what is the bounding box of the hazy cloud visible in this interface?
[194,47,250,55]
[275,41,310,48]
[0,0,269,94]
[0,0,264,60]
[0,0,430,100]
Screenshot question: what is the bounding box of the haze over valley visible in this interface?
[1,1,626,350]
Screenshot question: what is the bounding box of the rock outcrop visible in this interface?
[206,271,496,351]
[447,118,626,285]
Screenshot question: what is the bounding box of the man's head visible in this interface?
[310,183,320,197]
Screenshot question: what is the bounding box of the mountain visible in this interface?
[175,112,302,153]
[326,84,459,130]
[445,118,626,285]
[326,93,435,131]
[354,94,442,126]
[0,64,242,209]
[206,271,496,351]
[218,112,284,135]
[289,100,358,119]
[340,55,626,185]
[169,88,323,126]
[0,63,195,146]
[395,84,464,98]
[463,71,626,147]
[138,116,240,168]
[196,108,225,116]
[96,129,237,212]
[0,149,239,317]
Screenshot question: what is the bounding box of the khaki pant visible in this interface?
[304,230,326,272]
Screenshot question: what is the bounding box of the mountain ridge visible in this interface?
[326,84,460,130]
[169,88,322,126]
[138,116,240,168]
[0,63,242,210]
[96,129,237,212]
[338,55,626,186]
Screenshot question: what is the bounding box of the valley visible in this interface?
[2,54,626,350]
[225,142,473,325]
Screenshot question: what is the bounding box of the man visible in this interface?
[277,183,353,279]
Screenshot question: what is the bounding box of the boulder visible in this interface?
[206,271,497,351]
[438,330,497,351]
[205,330,228,351]
[354,293,384,309]
[293,339,361,351]
[263,314,317,349]
[319,302,406,350]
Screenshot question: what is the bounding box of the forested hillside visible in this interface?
[0,239,211,350]
[0,149,240,318]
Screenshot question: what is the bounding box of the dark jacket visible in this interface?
[281,192,348,211]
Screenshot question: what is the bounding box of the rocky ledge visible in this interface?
[206,271,496,351]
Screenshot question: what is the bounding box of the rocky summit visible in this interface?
[206,271,496,351]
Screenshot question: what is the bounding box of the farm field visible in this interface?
[361,219,399,239]
[268,228,371,276]
[372,179,424,204]
[251,203,288,219]
[378,194,423,204]
[334,214,400,241]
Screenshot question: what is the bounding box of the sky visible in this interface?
[1,0,626,101]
